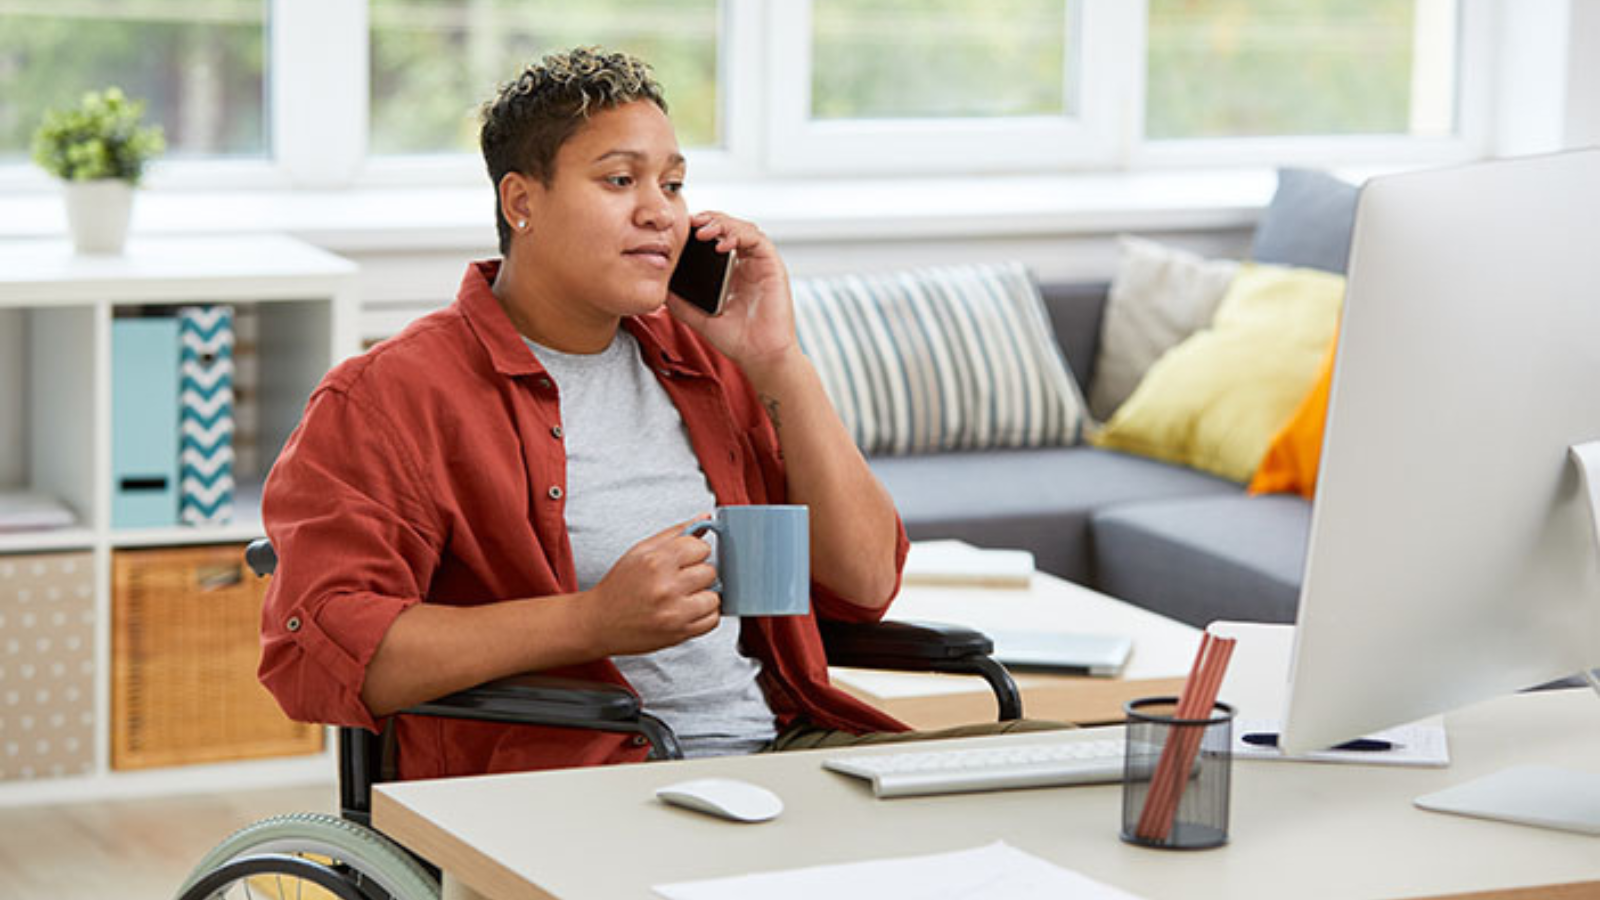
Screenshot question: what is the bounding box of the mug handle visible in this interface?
[684,518,724,593]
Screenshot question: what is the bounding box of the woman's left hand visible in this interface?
[665,211,798,374]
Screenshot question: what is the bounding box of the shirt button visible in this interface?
[547,486,564,500]
[538,377,552,389]
[550,425,563,439]
[286,616,302,632]
[630,735,648,747]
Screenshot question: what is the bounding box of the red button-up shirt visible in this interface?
[259,260,909,779]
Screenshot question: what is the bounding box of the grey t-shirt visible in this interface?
[523,330,778,757]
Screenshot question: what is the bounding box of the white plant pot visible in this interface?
[62,178,135,255]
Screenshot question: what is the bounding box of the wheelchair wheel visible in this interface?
[175,812,440,900]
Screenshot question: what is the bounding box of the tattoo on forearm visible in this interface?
[760,394,782,429]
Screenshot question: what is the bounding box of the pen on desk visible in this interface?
[1240,732,1395,752]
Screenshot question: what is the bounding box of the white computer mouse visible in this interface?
[655,777,784,823]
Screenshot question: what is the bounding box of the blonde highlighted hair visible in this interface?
[481,47,668,254]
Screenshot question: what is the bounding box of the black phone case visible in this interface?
[670,236,733,315]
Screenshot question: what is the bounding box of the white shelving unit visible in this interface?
[0,234,360,805]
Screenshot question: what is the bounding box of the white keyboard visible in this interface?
[823,738,1126,798]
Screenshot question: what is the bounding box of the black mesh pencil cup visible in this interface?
[1121,697,1235,850]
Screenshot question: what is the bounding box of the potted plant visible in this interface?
[31,87,166,255]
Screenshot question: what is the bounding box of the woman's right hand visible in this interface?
[579,517,721,657]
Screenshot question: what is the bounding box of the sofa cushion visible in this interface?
[1250,168,1360,274]
[1091,263,1345,483]
[1038,281,1110,394]
[871,446,1237,584]
[794,262,1088,457]
[1089,236,1240,421]
[1092,494,1311,627]
[1249,330,1338,500]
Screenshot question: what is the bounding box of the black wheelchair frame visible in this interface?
[176,539,1023,899]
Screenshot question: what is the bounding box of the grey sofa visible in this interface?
[869,281,1313,628]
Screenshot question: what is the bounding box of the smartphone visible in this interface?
[669,235,736,316]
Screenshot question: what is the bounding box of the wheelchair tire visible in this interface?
[175,811,440,900]
[177,853,373,900]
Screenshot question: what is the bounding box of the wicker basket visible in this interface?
[112,544,323,770]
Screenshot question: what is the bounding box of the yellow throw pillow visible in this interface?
[1091,263,1344,483]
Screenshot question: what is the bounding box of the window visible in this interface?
[0,0,267,162]
[764,0,1126,174]
[808,0,1072,121]
[0,0,1500,192]
[1145,0,1460,140]
[368,0,721,156]
[766,0,1479,174]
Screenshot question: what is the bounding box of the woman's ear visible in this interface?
[499,172,536,235]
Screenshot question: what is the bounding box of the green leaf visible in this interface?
[30,86,165,184]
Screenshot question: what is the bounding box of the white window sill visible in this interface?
[0,168,1281,255]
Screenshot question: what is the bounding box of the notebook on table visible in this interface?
[987,630,1133,677]
[903,541,1035,588]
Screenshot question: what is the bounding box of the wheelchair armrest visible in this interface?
[337,674,681,825]
[818,619,993,668]
[405,673,639,724]
[403,673,683,759]
[818,619,1023,722]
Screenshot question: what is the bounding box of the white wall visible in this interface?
[342,225,1255,344]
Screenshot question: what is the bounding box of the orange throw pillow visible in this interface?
[1248,332,1337,500]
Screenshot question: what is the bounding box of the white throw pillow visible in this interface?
[1089,236,1241,421]
[793,262,1087,457]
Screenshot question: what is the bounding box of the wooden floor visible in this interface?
[0,781,336,900]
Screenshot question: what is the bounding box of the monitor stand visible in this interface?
[1415,764,1600,835]
[1412,443,1600,835]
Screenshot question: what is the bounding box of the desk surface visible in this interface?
[830,572,1203,728]
[376,688,1600,900]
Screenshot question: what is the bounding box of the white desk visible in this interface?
[830,571,1203,728]
[375,687,1600,900]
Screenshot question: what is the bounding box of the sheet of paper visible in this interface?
[653,841,1147,900]
[0,490,77,532]
[1232,716,1450,767]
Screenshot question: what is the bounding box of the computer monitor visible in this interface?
[1278,149,1600,824]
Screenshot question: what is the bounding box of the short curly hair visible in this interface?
[480,47,668,254]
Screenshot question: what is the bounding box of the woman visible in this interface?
[258,47,913,777]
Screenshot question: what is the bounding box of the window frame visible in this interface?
[1132,0,1495,170]
[352,0,755,188]
[765,0,1494,176]
[0,0,288,192]
[272,0,367,188]
[761,0,1135,175]
[0,0,1530,194]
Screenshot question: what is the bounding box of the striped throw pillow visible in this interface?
[793,262,1087,456]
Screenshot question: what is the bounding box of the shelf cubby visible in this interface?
[0,235,359,799]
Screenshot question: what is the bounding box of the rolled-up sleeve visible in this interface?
[728,375,911,626]
[811,513,910,624]
[258,385,442,733]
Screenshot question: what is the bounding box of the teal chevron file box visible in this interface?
[178,306,235,525]
[112,317,180,529]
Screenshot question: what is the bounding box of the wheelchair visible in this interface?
[175,539,1023,900]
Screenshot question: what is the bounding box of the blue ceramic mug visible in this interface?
[685,505,810,616]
